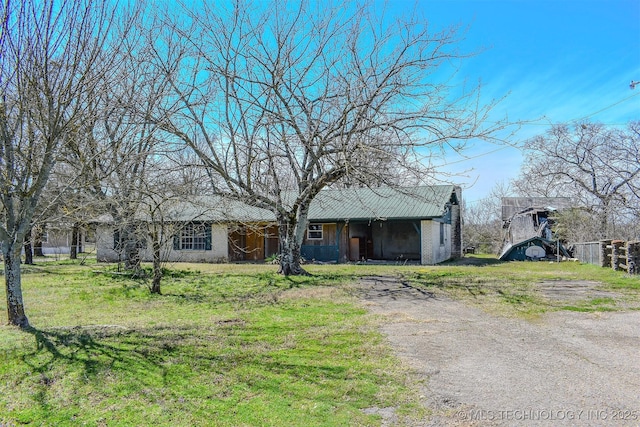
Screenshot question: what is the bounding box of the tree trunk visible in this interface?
[277,214,309,276]
[121,223,142,275]
[599,211,609,240]
[598,199,612,239]
[124,240,141,274]
[70,224,79,259]
[23,229,34,265]
[4,245,30,328]
[150,239,162,294]
[33,227,45,257]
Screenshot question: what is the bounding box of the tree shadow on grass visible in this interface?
[21,326,163,379]
[358,275,437,302]
[440,255,504,267]
[404,273,490,298]
[11,321,384,423]
[14,326,163,416]
[17,324,188,412]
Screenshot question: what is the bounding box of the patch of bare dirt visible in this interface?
[358,276,640,426]
[534,280,619,301]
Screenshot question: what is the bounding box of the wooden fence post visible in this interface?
[628,241,640,275]
[599,240,612,268]
[611,240,624,271]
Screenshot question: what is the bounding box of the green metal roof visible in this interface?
[161,197,274,223]
[307,185,458,221]
[173,185,458,222]
[96,185,458,223]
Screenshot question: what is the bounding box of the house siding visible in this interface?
[96,223,228,263]
[40,228,76,255]
[95,225,119,262]
[32,225,89,255]
[94,185,462,266]
[301,223,340,262]
[421,220,452,265]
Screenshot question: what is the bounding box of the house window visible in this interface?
[307,224,323,240]
[174,223,212,250]
[439,222,445,245]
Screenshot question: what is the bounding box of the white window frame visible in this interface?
[307,224,323,240]
[180,223,207,250]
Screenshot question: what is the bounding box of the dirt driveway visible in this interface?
[358,276,640,426]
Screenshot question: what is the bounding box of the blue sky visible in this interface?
[387,0,640,203]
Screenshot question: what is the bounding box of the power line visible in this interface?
[436,145,514,167]
[480,91,640,127]
[574,91,640,122]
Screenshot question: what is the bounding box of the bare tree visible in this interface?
[463,181,512,253]
[0,0,119,327]
[513,121,640,240]
[148,0,506,275]
[141,198,170,295]
[58,9,202,293]
[61,6,169,275]
[137,177,185,295]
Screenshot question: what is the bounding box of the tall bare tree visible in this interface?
[513,121,640,240]
[0,0,118,328]
[148,0,506,275]
[61,6,170,274]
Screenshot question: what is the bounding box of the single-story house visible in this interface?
[28,222,92,256]
[95,185,462,265]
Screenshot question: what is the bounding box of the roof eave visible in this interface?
[307,215,444,222]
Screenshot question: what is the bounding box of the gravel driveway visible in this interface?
[358,276,640,426]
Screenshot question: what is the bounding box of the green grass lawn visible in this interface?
[0,262,425,426]
[1,257,638,426]
[404,256,640,317]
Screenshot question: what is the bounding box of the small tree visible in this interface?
[62,4,166,274]
[23,228,34,265]
[139,192,179,295]
[462,182,512,253]
[135,162,193,295]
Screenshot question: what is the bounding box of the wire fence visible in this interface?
[572,242,600,265]
[572,240,640,274]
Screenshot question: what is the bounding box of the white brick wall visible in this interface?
[420,220,452,265]
[96,224,229,263]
